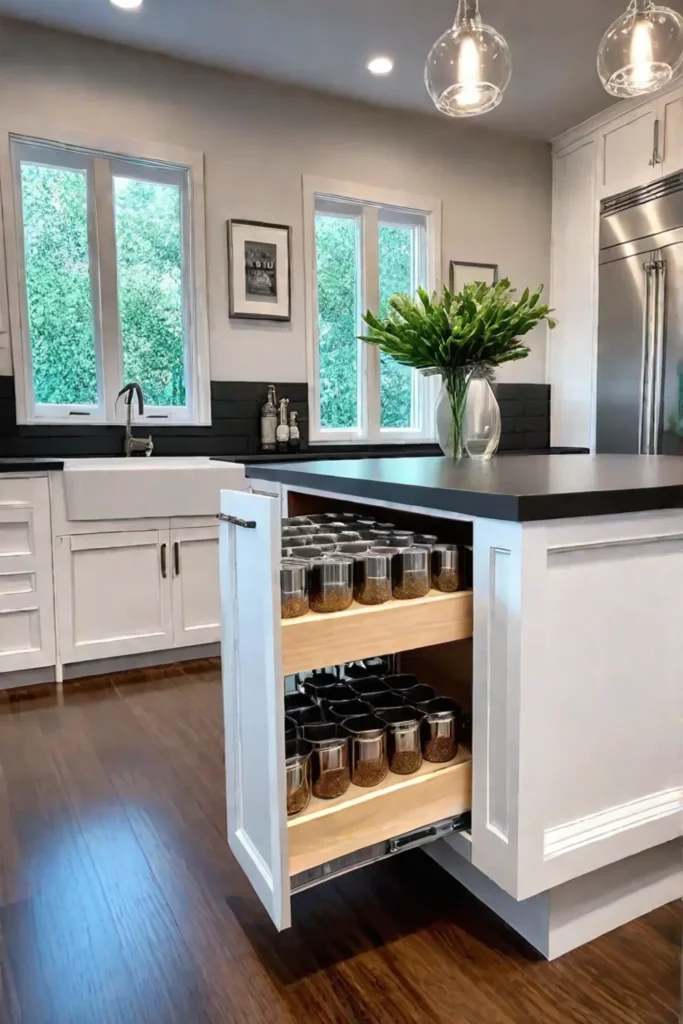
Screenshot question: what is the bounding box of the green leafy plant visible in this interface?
[359,279,557,456]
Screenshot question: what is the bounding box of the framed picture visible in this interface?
[449,260,499,291]
[227,219,292,321]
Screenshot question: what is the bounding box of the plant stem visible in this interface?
[444,369,469,460]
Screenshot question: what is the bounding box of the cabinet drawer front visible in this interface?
[219,489,290,931]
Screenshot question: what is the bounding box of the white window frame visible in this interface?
[303,175,441,445]
[1,125,210,426]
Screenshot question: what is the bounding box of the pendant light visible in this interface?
[598,0,683,98]
[425,0,512,117]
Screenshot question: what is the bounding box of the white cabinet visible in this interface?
[56,523,220,664]
[56,530,174,663]
[0,476,55,672]
[598,103,659,197]
[660,91,683,177]
[171,525,220,645]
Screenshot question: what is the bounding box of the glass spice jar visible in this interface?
[309,556,354,614]
[431,544,461,593]
[413,533,439,548]
[283,517,312,528]
[285,738,313,816]
[354,552,393,606]
[387,531,414,548]
[301,723,351,799]
[326,698,372,724]
[343,714,389,787]
[379,706,425,775]
[392,547,430,600]
[280,560,309,619]
[420,697,461,763]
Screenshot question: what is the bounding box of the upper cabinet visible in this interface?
[598,103,660,197]
[660,92,683,178]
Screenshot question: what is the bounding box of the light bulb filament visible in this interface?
[457,35,482,107]
[631,17,655,87]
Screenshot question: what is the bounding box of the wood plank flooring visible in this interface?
[0,661,679,1024]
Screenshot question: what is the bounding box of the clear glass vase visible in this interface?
[463,368,501,460]
[435,371,469,458]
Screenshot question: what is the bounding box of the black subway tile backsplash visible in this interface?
[0,377,550,457]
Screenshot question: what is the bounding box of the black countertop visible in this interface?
[0,457,64,472]
[216,446,588,466]
[244,453,683,522]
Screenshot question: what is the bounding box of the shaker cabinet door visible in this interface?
[170,526,220,646]
[56,530,174,664]
[599,105,659,198]
[219,489,290,930]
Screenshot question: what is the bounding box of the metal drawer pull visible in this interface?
[160,543,167,579]
[217,513,256,529]
[173,541,180,576]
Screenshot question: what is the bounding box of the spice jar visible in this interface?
[431,544,461,593]
[375,521,396,530]
[337,531,363,542]
[281,560,309,619]
[301,723,351,799]
[283,517,312,528]
[306,513,336,524]
[282,525,313,538]
[301,672,339,704]
[354,552,393,605]
[369,530,393,544]
[297,705,328,728]
[309,556,354,614]
[326,698,372,723]
[388,531,414,548]
[392,547,430,600]
[403,683,437,706]
[356,518,376,528]
[286,738,313,815]
[337,541,372,555]
[421,697,461,763]
[343,714,388,787]
[320,684,356,709]
[284,715,298,741]
[384,673,420,694]
[284,692,315,716]
[312,533,338,547]
[348,676,391,699]
[364,657,391,677]
[293,546,326,561]
[379,706,425,775]
[365,691,406,712]
[414,533,439,548]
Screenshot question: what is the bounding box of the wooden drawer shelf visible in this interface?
[281,589,473,676]
[288,749,472,876]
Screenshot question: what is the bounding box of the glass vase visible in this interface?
[435,370,469,458]
[463,368,501,461]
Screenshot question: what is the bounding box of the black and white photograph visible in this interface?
[228,219,291,321]
[449,260,499,291]
[245,241,277,298]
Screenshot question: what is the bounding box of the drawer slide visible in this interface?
[290,812,471,893]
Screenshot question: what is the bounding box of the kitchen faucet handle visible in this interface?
[116,382,144,416]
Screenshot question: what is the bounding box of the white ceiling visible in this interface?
[0,0,681,139]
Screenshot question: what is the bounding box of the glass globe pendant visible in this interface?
[425,0,512,117]
[598,0,683,98]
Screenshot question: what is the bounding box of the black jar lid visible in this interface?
[301,722,348,746]
[420,696,462,719]
[296,705,328,726]
[284,692,315,712]
[327,699,372,722]
[321,684,356,705]
[378,705,425,726]
[348,676,391,697]
[365,691,406,711]
[342,713,387,736]
[403,683,437,705]
[384,673,420,692]
[285,737,312,763]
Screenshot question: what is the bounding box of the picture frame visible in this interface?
[449,260,499,291]
[227,219,292,321]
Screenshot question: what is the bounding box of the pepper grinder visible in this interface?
[288,410,301,452]
[276,397,290,452]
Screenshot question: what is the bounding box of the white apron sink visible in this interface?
[63,457,246,521]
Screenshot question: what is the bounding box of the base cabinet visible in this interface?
[56,524,220,664]
[0,476,55,672]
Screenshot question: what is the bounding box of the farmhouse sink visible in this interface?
[63,457,246,521]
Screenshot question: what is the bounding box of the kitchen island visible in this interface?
[219,455,682,960]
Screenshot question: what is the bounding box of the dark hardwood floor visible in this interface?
[0,661,679,1024]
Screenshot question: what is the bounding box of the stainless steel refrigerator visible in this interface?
[597,174,683,455]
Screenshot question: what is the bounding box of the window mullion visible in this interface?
[92,157,122,422]
[362,205,380,443]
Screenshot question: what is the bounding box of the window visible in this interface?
[10,135,209,424]
[305,177,441,444]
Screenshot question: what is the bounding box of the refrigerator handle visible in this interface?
[640,260,656,455]
[652,259,667,454]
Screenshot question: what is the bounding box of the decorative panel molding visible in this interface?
[487,546,512,842]
[544,788,683,860]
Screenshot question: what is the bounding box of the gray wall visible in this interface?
[0,17,552,385]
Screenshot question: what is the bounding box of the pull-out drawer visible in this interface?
[219,489,474,930]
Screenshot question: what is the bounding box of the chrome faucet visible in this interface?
[116,383,154,457]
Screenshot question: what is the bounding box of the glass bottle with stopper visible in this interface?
[276,397,290,452]
[288,409,301,452]
[260,384,277,452]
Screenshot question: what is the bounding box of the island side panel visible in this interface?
[472,508,683,902]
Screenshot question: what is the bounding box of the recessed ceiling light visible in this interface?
[367,56,394,76]
[110,0,143,9]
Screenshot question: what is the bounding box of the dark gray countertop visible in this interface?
[244,453,683,522]
[0,457,64,472]
[215,445,588,466]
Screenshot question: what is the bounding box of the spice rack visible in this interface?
[288,748,471,875]
[281,588,473,676]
